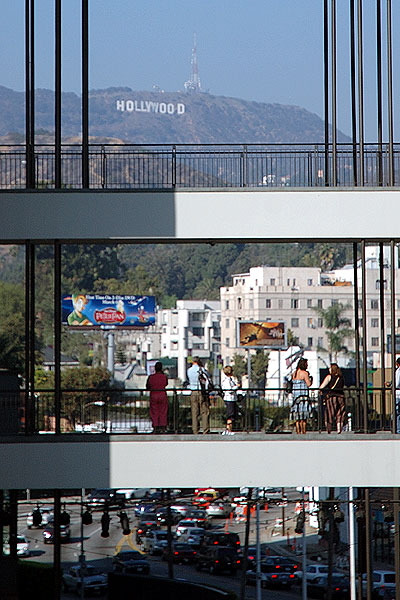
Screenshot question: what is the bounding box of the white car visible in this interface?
[142,530,169,555]
[175,519,203,536]
[4,534,30,557]
[296,563,343,583]
[62,564,108,595]
[206,501,233,518]
[26,505,53,529]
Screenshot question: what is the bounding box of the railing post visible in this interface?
[241,145,248,187]
[172,145,176,188]
[101,145,106,189]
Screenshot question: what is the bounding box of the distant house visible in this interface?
[41,346,80,371]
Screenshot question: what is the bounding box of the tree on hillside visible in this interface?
[313,303,354,361]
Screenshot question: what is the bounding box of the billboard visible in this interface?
[237,320,286,348]
[62,294,156,328]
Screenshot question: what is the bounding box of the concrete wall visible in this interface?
[0,188,399,241]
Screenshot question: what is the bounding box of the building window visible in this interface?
[307,337,313,348]
[278,299,283,309]
[376,279,387,289]
[291,318,299,328]
[225,318,230,328]
[225,300,230,310]
[318,337,324,348]
[237,297,242,310]
[293,279,296,286]
[266,299,271,308]
[225,338,230,347]
[317,318,323,328]
[331,299,338,306]
[287,278,290,286]
[291,298,299,309]
[270,278,275,286]
[371,299,379,310]
[371,337,379,347]
[307,318,314,328]
[249,299,254,310]
[371,318,379,328]
[307,279,313,286]
[398,319,400,328]
[307,299,312,308]
[193,343,204,350]
[192,327,204,336]
[317,299,323,308]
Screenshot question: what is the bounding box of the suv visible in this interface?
[62,564,108,595]
[361,570,396,598]
[86,488,125,509]
[246,557,297,588]
[195,546,240,575]
[201,530,241,550]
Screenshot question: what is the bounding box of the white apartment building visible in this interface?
[158,300,221,381]
[220,264,400,366]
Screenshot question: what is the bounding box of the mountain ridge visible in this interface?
[0,85,349,144]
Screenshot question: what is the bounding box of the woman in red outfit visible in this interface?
[146,361,168,433]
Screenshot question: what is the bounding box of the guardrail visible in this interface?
[0,143,399,189]
[1,386,397,435]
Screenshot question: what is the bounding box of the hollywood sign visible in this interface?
[116,99,185,115]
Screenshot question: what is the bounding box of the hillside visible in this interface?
[0,85,348,144]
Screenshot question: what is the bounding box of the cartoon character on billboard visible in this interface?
[67,294,92,326]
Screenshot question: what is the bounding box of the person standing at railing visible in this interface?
[289,358,313,434]
[146,361,168,434]
[187,357,211,434]
[319,363,345,434]
[221,365,241,435]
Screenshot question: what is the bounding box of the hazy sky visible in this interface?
[1,0,398,140]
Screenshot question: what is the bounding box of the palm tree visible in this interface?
[313,302,354,362]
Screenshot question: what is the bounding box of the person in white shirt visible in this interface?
[221,365,240,435]
[187,357,211,434]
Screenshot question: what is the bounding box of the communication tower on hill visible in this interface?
[184,33,202,93]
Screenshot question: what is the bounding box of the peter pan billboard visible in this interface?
[62,294,156,328]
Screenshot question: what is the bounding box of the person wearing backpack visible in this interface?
[187,357,212,434]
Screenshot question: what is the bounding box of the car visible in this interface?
[86,488,125,509]
[200,530,241,550]
[162,542,197,564]
[185,508,210,525]
[297,563,343,583]
[42,520,71,544]
[307,573,350,599]
[361,570,396,598]
[195,545,241,574]
[26,504,53,529]
[155,506,182,525]
[205,501,233,519]
[4,534,30,557]
[170,500,193,517]
[193,489,219,507]
[62,564,108,596]
[246,558,297,589]
[112,550,150,574]
[179,527,205,548]
[175,519,205,536]
[136,520,159,544]
[142,529,170,555]
[134,501,161,518]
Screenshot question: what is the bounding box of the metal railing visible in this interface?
[0,143,399,190]
[0,386,397,436]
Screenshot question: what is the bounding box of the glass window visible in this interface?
[371,299,379,310]
[371,337,379,347]
[307,279,313,286]
[192,327,204,336]
[291,298,299,309]
[225,338,230,347]
[307,337,313,348]
[278,299,283,309]
[317,318,323,327]
[266,299,271,308]
[317,299,323,308]
[225,300,229,310]
[225,318,229,328]
[291,318,299,328]
[371,318,379,328]
[270,278,275,286]
[307,299,312,308]
[237,297,242,309]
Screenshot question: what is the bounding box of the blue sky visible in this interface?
[1,0,398,140]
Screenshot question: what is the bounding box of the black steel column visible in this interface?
[349,0,358,186]
[25,0,35,189]
[390,241,396,433]
[323,0,330,186]
[376,0,383,186]
[55,0,62,188]
[353,243,361,429]
[361,241,368,431]
[53,491,62,600]
[365,489,373,600]
[54,241,62,435]
[357,0,365,185]
[394,488,400,600]
[82,0,89,188]
[25,242,36,434]
[331,0,337,186]
[379,243,386,426]
[386,0,394,185]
